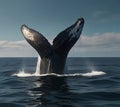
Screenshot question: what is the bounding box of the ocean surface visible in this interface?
[0,57,120,107]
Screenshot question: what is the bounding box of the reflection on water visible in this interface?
[27,76,77,107]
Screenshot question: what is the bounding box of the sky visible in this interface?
[0,0,120,57]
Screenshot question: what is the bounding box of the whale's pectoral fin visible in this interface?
[53,18,84,56]
[21,25,52,58]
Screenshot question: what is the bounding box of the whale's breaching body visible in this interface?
[21,18,84,74]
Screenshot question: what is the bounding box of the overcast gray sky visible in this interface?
[0,0,120,57]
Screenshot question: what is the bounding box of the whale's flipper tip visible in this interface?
[77,18,84,26]
[21,25,52,58]
[21,24,28,32]
[78,17,84,21]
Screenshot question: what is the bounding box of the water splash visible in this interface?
[12,70,34,77]
[12,56,42,77]
[12,70,106,77]
[35,56,41,75]
[81,71,106,77]
[12,56,106,77]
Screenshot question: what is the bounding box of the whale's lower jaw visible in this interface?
[21,18,84,74]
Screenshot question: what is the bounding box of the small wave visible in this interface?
[81,71,106,77]
[12,70,106,77]
[63,71,106,77]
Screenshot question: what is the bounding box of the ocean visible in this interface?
[0,57,120,107]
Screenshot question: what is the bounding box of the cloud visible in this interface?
[0,40,37,57]
[0,39,53,57]
[70,32,120,57]
[78,32,120,48]
[0,32,120,57]
[0,40,26,48]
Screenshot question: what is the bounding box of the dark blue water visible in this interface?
[0,57,120,107]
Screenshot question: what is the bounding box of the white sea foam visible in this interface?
[81,70,106,77]
[12,56,106,77]
[12,70,106,77]
[12,70,34,77]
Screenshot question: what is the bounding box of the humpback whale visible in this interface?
[21,18,84,74]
